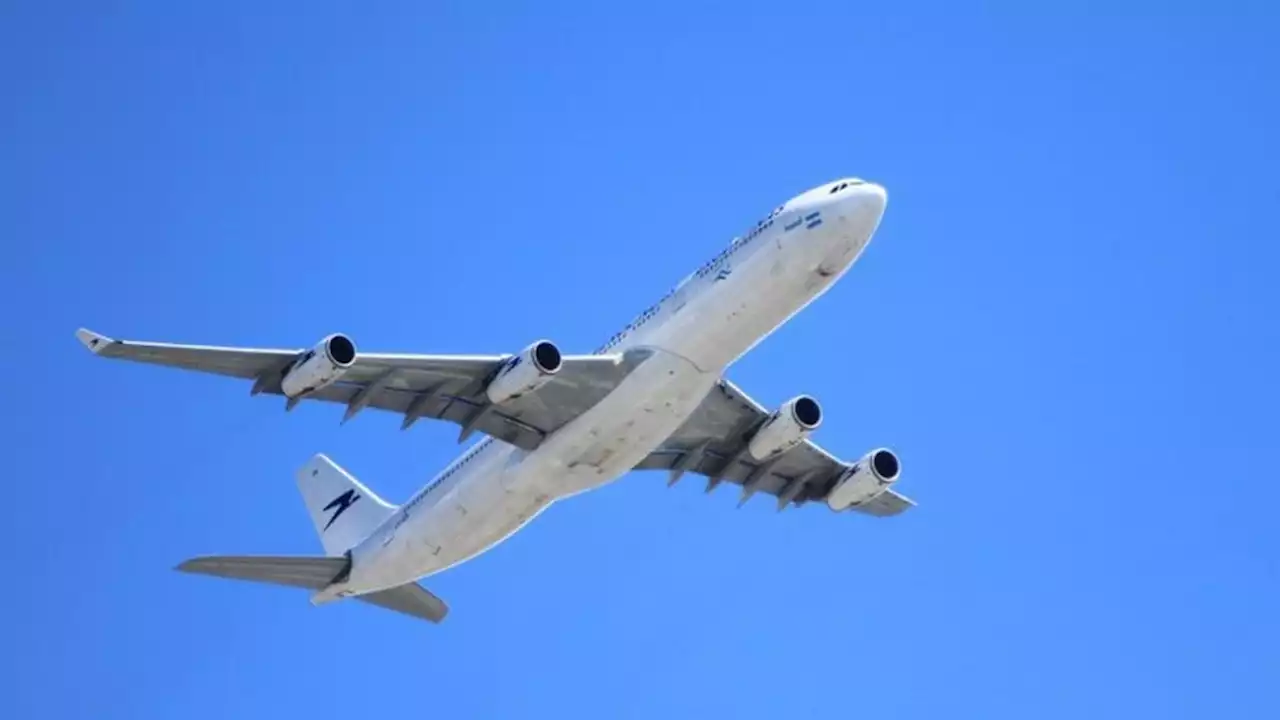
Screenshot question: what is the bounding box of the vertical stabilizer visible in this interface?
[297,454,396,556]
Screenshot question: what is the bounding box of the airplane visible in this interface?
[76,177,912,624]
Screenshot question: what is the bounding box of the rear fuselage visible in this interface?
[338,180,888,596]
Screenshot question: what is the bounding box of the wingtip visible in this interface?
[76,328,112,354]
[173,556,225,574]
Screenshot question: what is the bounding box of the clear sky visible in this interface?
[4,2,1278,718]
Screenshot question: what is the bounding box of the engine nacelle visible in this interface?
[747,395,823,460]
[826,448,901,511]
[281,333,358,398]
[485,340,563,405]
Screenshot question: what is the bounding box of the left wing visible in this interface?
[76,328,648,451]
[633,379,914,516]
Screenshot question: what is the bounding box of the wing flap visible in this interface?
[302,383,549,448]
[848,488,916,517]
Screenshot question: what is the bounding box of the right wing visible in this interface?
[634,378,915,516]
[77,328,649,451]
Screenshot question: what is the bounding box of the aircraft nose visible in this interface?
[839,182,887,226]
[782,178,888,237]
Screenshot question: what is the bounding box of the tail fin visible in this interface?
[177,556,449,623]
[297,454,396,556]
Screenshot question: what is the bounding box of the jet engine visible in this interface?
[747,395,823,460]
[825,448,901,511]
[281,333,358,398]
[485,340,563,405]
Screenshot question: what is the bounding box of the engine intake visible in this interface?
[826,448,901,511]
[485,339,563,405]
[792,396,822,427]
[871,448,900,480]
[747,395,823,460]
[531,340,562,374]
[281,333,358,398]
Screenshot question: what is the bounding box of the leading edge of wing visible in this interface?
[76,328,612,370]
[75,328,518,378]
[76,327,300,360]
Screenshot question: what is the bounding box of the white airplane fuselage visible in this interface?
[334,180,888,597]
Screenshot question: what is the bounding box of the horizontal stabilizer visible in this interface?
[176,555,348,590]
[177,555,449,624]
[358,583,449,623]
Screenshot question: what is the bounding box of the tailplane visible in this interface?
[296,454,396,556]
[173,454,448,624]
[177,556,449,623]
[177,555,350,590]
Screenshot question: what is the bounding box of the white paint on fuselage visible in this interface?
[339,179,888,596]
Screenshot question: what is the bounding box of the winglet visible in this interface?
[76,328,114,354]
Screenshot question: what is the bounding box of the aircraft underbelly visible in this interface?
[358,352,710,583]
[538,349,716,497]
[357,213,875,588]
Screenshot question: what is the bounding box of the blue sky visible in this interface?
[4,2,1278,717]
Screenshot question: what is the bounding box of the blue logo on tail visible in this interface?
[322,489,361,531]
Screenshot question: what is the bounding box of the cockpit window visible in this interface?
[828,179,865,194]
